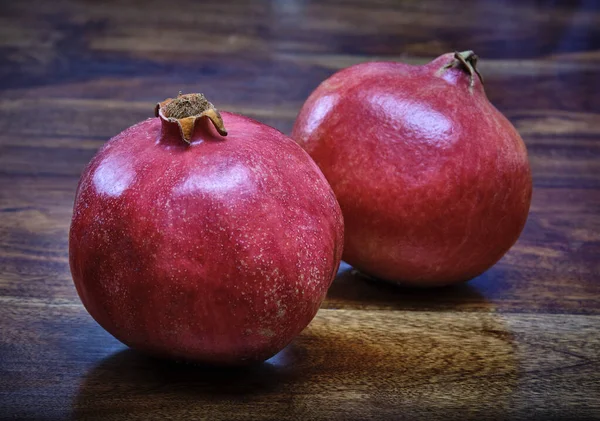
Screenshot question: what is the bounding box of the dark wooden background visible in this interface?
[1,0,599,419]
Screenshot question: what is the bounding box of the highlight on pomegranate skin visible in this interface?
[69,93,344,365]
[293,51,532,287]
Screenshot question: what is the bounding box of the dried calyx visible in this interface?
[441,50,484,89]
[155,93,228,143]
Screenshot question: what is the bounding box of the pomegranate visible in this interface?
[292,51,531,286]
[69,93,343,364]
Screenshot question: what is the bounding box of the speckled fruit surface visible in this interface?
[69,96,344,364]
[292,52,532,286]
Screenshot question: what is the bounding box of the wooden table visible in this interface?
[1,0,599,419]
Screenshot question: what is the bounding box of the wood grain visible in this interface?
[1,0,599,419]
[2,302,599,420]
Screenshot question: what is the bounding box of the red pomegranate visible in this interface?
[69,93,343,364]
[293,51,531,286]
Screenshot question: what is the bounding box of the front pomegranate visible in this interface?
[293,51,532,286]
[69,93,344,364]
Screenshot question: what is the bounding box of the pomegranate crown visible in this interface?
[155,93,227,143]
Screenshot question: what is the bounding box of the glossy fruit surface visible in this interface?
[293,52,531,286]
[69,94,343,364]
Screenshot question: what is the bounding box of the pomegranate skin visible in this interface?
[69,107,343,364]
[292,52,532,286]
